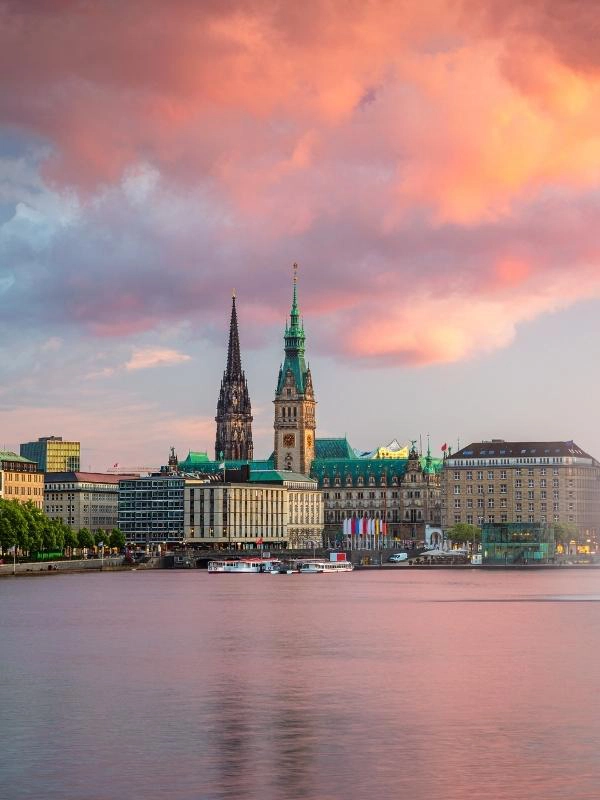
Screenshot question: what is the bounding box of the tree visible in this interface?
[0,499,26,554]
[446,522,481,548]
[94,530,106,547]
[109,528,125,550]
[552,522,580,552]
[63,527,78,556]
[78,528,94,550]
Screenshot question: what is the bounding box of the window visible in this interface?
[477,499,484,509]
[500,470,507,479]
[515,479,522,488]
[467,499,473,509]
[454,471,460,480]
[487,499,494,509]
[501,514,508,523]
[466,471,473,480]
[454,499,461,509]
[477,485,484,495]
[477,471,483,480]
[466,485,473,495]
[487,471,493,480]
[500,484,507,494]
[466,514,473,524]
[488,485,494,494]
[454,486,461,494]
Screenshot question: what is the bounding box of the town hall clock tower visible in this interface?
[274,264,316,476]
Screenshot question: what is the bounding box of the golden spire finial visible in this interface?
[232,288,236,299]
[293,262,298,284]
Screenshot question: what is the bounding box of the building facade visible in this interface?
[44,472,123,532]
[0,451,44,509]
[215,294,254,461]
[442,440,600,542]
[20,436,80,473]
[118,474,185,545]
[184,469,323,550]
[312,441,442,546]
[273,265,316,476]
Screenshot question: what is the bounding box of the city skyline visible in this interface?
[2,1,600,469]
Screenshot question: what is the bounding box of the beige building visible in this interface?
[184,470,324,550]
[20,436,80,473]
[0,451,44,509]
[442,440,600,540]
[45,472,123,532]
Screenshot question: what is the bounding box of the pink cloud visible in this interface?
[2,0,600,369]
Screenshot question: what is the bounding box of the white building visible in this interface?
[184,469,323,550]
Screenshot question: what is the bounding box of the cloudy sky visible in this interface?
[1,0,600,470]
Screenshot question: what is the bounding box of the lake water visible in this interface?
[1,569,599,800]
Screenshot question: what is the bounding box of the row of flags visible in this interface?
[343,517,388,536]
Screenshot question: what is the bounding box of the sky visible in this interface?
[1,0,600,470]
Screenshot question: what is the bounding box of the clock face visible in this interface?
[283,434,295,447]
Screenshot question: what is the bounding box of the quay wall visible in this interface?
[0,557,142,577]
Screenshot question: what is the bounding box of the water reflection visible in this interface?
[0,570,599,799]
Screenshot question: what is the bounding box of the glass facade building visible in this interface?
[20,436,81,473]
[118,475,184,544]
[482,522,555,564]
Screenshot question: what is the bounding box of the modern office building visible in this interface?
[44,472,124,532]
[183,467,323,550]
[20,436,81,473]
[442,440,600,542]
[118,474,185,545]
[0,451,44,509]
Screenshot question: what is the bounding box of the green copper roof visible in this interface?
[248,469,316,484]
[0,451,37,464]
[179,451,210,469]
[276,265,308,395]
[315,438,356,459]
[179,458,274,474]
[310,455,443,482]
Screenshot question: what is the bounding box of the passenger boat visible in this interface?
[208,558,282,574]
[298,560,353,573]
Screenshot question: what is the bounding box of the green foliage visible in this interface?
[109,528,125,550]
[78,528,94,550]
[94,530,106,546]
[552,522,582,545]
[447,522,481,545]
[63,527,78,552]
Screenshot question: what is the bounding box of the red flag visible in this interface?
[440,443,447,452]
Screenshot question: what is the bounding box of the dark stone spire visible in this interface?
[226,293,242,378]
[215,293,254,461]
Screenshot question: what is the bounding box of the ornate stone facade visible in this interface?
[215,294,254,461]
[273,265,316,476]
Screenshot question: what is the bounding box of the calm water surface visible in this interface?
[1,569,599,800]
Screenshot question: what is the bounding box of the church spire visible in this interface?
[215,293,253,461]
[226,292,242,378]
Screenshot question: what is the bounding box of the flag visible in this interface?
[441,443,447,452]
[113,462,119,468]
[218,462,225,470]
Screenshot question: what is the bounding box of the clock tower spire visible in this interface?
[273,263,316,475]
[215,293,254,461]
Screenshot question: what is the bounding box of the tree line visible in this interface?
[0,498,125,557]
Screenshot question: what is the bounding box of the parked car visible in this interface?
[388,552,409,563]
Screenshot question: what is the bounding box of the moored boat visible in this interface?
[298,560,353,573]
[208,558,282,574]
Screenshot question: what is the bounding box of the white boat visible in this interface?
[208,558,282,574]
[298,560,353,573]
